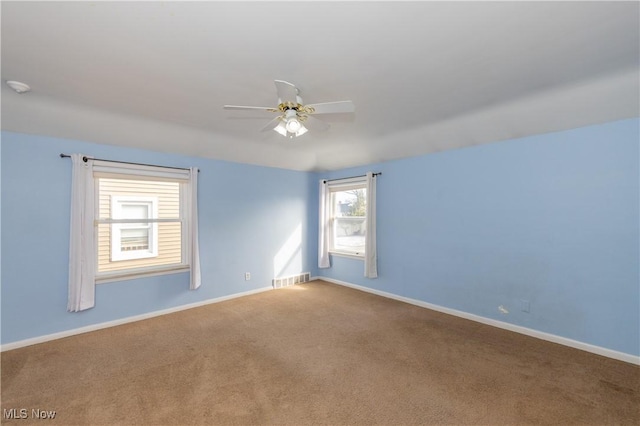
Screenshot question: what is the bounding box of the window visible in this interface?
[67,154,200,312]
[318,172,377,278]
[110,196,158,261]
[328,180,367,257]
[94,164,190,281]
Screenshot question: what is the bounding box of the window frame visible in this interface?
[327,179,367,259]
[93,166,191,284]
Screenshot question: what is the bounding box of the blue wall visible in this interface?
[318,118,639,356]
[1,132,316,344]
[2,118,638,357]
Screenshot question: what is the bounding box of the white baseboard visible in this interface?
[315,276,640,365]
[1,286,273,352]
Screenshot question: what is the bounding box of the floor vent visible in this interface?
[272,272,311,288]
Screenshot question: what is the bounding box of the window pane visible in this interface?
[97,175,183,273]
[120,227,150,251]
[98,222,182,272]
[331,187,367,255]
[334,217,366,254]
[121,204,149,220]
[333,188,366,217]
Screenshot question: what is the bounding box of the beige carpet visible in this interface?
[2,280,639,425]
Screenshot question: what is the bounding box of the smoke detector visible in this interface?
[6,81,31,94]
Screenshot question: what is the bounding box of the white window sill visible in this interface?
[329,251,364,260]
[96,265,190,284]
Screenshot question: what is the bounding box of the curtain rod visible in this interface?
[323,172,381,184]
[60,154,199,172]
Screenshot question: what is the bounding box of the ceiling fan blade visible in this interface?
[303,115,330,131]
[260,116,282,132]
[274,80,298,104]
[224,105,277,112]
[306,101,355,114]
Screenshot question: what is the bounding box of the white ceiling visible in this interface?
[2,1,638,172]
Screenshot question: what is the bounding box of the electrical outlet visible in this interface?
[245,272,251,281]
[520,299,530,313]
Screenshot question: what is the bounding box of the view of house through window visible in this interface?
[110,196,158,261]
[330,184,367,256]
[97,177,183,275]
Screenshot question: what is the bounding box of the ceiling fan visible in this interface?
[223,80,355,138]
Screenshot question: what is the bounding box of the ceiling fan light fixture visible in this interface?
[285,117,301,133]
[274,121,288,137]
[274,119,307,138]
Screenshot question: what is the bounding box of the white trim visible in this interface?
[315,276,640,365]
[325,176,367,188]
[8,277,637,366]
[97,218,179,224]
[1,286,272,352]
[329,251,364,260]
[95,265,189,284]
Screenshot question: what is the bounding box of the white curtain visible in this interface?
[364,172,378,278]
[318,179,330,268]
[68,154,96,312]
[189,167,201,290]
